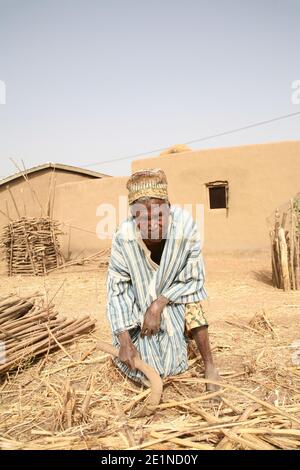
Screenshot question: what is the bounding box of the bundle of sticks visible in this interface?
[270,196,300,290]
[0,294,95,375]
[0,217,64,276]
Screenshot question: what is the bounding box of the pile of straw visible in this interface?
[249,310,278,339]
[0,217,64,276]
[0,319,299,450]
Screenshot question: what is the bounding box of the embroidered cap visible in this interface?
[127,168,169,205]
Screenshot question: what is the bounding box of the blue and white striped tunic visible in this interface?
[106,205,208,383]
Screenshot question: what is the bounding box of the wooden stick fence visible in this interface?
[270,196,300,290]
[0,217,64,276]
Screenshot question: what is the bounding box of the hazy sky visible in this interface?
[0,0,299,178]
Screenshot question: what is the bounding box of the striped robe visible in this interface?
[106,205,208,383]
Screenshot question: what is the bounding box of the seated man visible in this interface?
[107,168,219,390]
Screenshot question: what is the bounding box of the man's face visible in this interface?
[131,198,170,242]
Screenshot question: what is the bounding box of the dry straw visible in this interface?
[0,301,299,450]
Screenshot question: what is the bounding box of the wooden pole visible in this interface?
[278,227,290,291]
[50,173,57,220]
[274,236,282,289]
[22,219,37,276]
[0,207,12,221]
[295,234,300,290]
[10,158,45,217]
[9,223,13,276]
[46,169,55,217]
[6,185,21,218]
[270,231,279,288]
[290,199,295,290]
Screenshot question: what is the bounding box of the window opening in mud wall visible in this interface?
[205,181,229,215]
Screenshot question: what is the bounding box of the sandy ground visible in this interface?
[1,251,300,449]
[1,251,300,373]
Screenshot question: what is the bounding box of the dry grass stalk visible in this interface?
[0,301,300,450]
[249,310,278,339]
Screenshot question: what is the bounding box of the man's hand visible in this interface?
[141,296,169,338]
[118,331,138,369]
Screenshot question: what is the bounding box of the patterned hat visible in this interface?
[127,168,168,205]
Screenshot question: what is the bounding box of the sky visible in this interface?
[0,0,299,178]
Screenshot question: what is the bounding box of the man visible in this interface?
[107,168,219,390]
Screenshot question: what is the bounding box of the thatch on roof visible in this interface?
[159,144,192,156]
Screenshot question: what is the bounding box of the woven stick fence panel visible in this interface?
[0,217,64,276]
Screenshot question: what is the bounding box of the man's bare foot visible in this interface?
[205,364,221,392]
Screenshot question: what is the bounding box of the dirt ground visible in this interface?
[1,251,300,450]
[1,250,299,349]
